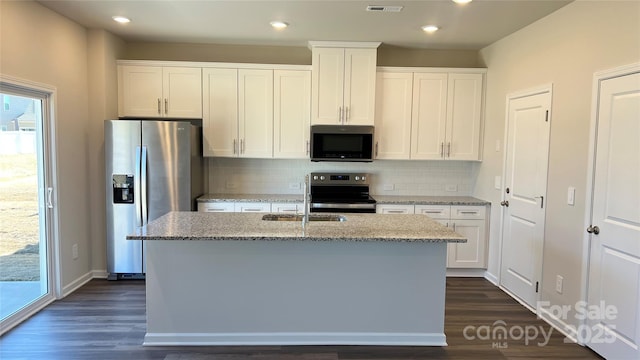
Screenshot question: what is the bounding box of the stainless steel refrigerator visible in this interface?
[105,120,203,279]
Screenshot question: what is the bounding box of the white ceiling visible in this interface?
[38,0,573,50]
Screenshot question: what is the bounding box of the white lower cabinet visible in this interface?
[415,204,487,268]
[271,203,300,213]
[197,202,235,213]
[234,202,272,213]
[376,204,415,214]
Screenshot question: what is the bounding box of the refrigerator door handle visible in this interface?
[141,146,148,226]
[134,146,142,227]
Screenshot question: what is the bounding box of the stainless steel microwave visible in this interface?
[310,125,374,162]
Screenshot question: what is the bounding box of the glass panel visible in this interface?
[0,93,48,320]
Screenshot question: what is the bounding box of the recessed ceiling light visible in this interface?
[452,0,473,4]
[270,21,288,29]
[112,16,130,24]
[421,25,439,33]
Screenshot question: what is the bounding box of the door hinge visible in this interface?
[535,281,539,293]
[545,110,549,122]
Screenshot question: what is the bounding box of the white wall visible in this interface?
[0,1,92,291]
[476,0,640,327]
[207,158,477,197]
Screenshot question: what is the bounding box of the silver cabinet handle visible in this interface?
[243,208,262,212]
[375,141,379,157]
[345,106,350,122]
[338,107,343,123]
[459,211,478,215]
[447,142,451,157]
[233,139,237,154]
[422,210,444,214]
[207,208,227,212]
[240,139,245,154]
[164,98,168,114]
[386,210,406,214]
[157,98,161,114]
[306,140,310,155]
[587,225,600,235]
[440,142,444,158]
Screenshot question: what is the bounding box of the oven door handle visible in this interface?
[311,202,376,209]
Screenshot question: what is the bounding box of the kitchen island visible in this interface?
[129,211,465,346]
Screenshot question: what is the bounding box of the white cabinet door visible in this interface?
[343,48,377,126]
[311,46,377,125]
[374,72,413,159]
[410,73,448,160]
[311,47,345,125]
[118,65,163,117]
[234,202,271,213]
[271,203,300,214]
[376,204,415,214]
[119,65,202,118]
[202,68,238,157]
[448,219,486,268]
[238,69,273,158]
[197,202,235,213]
[446,73,483,160]
[274,70,311,159]
[162,67,202,119]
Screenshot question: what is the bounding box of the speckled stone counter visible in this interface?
[196,193,489,206]
[129,211,465,243]
[138,211,457,347]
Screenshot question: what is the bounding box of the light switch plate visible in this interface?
[567,186,576,206]
[445,184,458,192]
[494,176,501,190]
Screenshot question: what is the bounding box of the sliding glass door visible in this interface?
[0,81,57,334]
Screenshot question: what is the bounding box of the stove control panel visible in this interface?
[310,172,370,185]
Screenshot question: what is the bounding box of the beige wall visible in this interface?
[124,41,480,67]
[476,0,640,327]
[87,29,126,273]
[0,1,92,291]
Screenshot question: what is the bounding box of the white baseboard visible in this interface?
[446,268,486,277]
[484,271,498,285]
[91,269,108,279]
[143,332,447,347]
[537,306,579,344]
[61,271,94,298]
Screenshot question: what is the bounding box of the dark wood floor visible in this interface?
[0,278,601,360]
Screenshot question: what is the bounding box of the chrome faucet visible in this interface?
[302,174,310,228]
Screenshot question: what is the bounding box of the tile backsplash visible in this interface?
[206,158,478,196]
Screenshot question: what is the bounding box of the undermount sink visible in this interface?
[262,214,347,222]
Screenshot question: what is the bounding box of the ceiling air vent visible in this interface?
[366,5,404,12]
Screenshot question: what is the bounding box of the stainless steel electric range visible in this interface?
[309,172,376,213]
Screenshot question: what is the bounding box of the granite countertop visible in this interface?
[128,211,466,243]
[197,193,489,206]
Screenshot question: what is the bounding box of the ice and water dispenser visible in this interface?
[112,174,134,204]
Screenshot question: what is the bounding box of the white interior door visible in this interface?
[500,88,551,308]
[586,69,640,359]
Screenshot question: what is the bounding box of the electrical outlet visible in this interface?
[556,275,563,294]
[445,184,458,192]
[383,184,394,191]
[288,182,301,190]
[72,244,79,260]
[225,182,237,189]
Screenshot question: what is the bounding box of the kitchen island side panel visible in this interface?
[144,239,447,346]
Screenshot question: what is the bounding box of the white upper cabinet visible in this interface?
[118,65,202,118]
[238,69,274,158]
[374,72,413,159]
[202,68,273,158]
[375,68,485,161]
[310,42,380,125]
[445,73,483,160]
[202,68,238,157]
[411,73,449,160]
[273,70,311,159]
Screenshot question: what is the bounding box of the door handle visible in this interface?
[534,195,544,208]
[500,200,509,207]
[587,225,600,235]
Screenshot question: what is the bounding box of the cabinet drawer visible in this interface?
[271,203,301,213]
[450,205,485,220]
[376,204,415,214]
[234,202,271,213]
[198,202,235,212]
[414,205,450,219]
